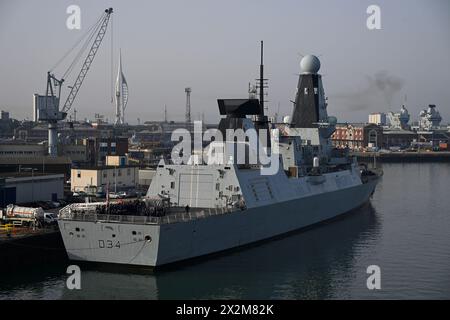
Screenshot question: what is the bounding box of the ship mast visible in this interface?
[255,40,270,149]
[256,41,267,123]
[259,41,265,119]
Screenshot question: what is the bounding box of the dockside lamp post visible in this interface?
[22,167,38,202]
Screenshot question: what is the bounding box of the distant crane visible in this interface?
[36,8,113,157]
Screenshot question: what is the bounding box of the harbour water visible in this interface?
[0,163,449,299]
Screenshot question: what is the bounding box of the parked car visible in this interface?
[118,191,128,198]
[95,191,106,198]
[43,212,58,225]
[135,190,145,197]
[126,190,138,198]
[108,192,121,199]
[72,191,87,197]
[45,201,60,208]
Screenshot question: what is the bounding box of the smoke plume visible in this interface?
[330,71,405,111]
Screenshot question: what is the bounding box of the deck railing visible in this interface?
[58,204,235,225]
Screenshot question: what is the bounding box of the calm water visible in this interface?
[1,163,449,299]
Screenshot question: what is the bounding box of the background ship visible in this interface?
[57,50,381,268]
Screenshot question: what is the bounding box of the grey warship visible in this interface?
[58,52,381,267]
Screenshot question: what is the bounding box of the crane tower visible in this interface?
[35,8,113,156]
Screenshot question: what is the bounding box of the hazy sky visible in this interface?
[0,0,449,124]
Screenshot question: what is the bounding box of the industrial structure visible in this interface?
[34,8,114,157]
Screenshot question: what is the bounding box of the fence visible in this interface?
[58,204,235,226]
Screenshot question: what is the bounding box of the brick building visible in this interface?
[331,123,383,150]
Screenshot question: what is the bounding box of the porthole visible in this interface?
[145,235,152,242]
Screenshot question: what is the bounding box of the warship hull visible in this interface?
[58,178,378,267]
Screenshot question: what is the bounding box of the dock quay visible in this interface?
[353,151,450,163]
[0,226,66,270]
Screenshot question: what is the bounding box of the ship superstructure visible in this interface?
[58,53,381,267]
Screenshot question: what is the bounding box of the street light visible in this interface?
[21,167,38,203]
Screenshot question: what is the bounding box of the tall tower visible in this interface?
[115,50,129,125]
[185,87,191,123]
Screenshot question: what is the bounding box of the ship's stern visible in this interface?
[58,219,161,267]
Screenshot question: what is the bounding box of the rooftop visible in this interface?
[71,165,139,171]
[0,172,64,181]
[382,129,417,135]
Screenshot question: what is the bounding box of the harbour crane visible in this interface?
[36,8,113,157]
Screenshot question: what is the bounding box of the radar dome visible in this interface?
[300,55,321,74]
[328,116,337,125]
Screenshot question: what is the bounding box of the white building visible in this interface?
[368,113,386,126]
[71,165,139,193]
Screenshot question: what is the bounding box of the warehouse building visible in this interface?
[0,173,64,207]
